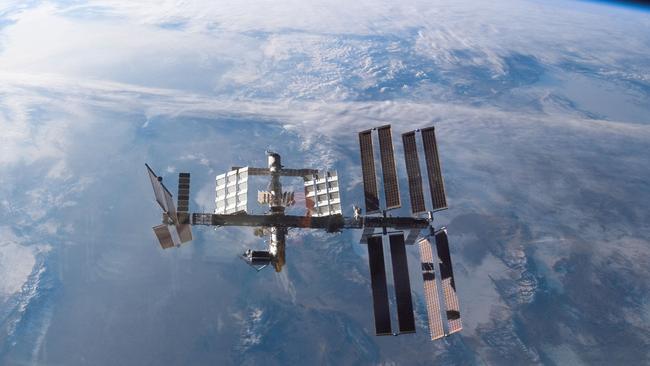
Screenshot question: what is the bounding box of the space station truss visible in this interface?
[215,167,249,214]
[303,171,342,217]
[153,224,176,249]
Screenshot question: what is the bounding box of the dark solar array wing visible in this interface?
[421,127,447,211]
[418,238,445,340]
[435,230,462,334]
[175,172,193,243]
[377,126,401,210]
[153,224,177,249]
[367,236,392,335]
[359,130,380,213]
[402,132,426,214]
[177,173,190,212]
[389,234,415,333]
[146,164,178,224]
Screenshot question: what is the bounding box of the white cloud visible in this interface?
[0,227,50,300]
[0,4,263,94]
[1,0,648,104]
[0,240,34,299]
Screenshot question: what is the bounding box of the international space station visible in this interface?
[146,125,462,340]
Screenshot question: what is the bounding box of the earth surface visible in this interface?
[1,1,649,365]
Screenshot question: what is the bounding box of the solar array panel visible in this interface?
[359,130,380,213]
[146,164,167,211]
[402,132,426,214]
[164,192,178,225]
[389,234,415,333]
[418,238,445,340]
[303,171,342,217]
[435,230,462,334]
[177,173,190,212]
[153,224,176,249]
[176,223,192,243]
[377,126,401,210]
[215,168,249,214]
[367,236,392,335]
[145,163,177,224]
[422,127,447,211]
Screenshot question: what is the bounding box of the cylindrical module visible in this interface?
[267,152,284,210]
[269,226,287,272]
